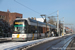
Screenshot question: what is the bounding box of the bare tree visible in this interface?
[48,16,56,25]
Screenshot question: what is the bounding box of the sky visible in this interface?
[0,0,75,28]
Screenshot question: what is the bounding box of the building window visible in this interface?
[16,17,21,18]
[0,15,5,19]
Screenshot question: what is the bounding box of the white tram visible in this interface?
[12,18,56,41]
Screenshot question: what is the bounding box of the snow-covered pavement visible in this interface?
[0,37,11,40]
[0,33,74,50]
[2,37,58,50]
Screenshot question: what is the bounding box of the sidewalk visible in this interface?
[0,37,12,42]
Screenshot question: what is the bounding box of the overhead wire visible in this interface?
[48,11,57,15]
[14,0,57,20]
[14,0,41,14]
[14,0,45,19]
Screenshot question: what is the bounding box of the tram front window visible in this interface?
[14,26,24,33]
[14,21,25,34]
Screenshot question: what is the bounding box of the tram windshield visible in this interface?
[14,20,25,33]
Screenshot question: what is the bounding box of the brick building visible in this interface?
[0,10,22,25]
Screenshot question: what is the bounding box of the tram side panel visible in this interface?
[12,18,56,41]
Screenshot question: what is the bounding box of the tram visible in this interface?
[12,18,56,41]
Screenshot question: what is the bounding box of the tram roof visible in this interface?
[15,18,56,28]
[28,18,56,27]
[28,18,46,25]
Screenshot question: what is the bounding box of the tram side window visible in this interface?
[38,27,43,33]
[28,25,37,33]
[25,20,28,33]
[31,26,35,33]
[28,25,31,33]
[24,20,38,33]
[27,25,37,33]
[41,27,43,33]
[35,26,37,33]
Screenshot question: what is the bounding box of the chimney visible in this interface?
[7,9,10,13]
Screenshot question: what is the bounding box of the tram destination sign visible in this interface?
[15,22,24,24]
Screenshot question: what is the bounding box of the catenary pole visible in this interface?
[57,10,59,36]
[63,17,65,35]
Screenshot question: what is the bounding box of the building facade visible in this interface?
[0,10,22,25]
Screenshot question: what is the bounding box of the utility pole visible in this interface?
[59,17,65,36]
[62,17,65,36]
[57,10,59,36]
[47,10,59,36]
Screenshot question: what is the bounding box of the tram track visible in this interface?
[66,37,75,50]
[23,34,74,50]
[47,35,73,50]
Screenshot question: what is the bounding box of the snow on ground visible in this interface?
[0,33,73,50]
[0,37,12,40]
[0,37,58,50]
